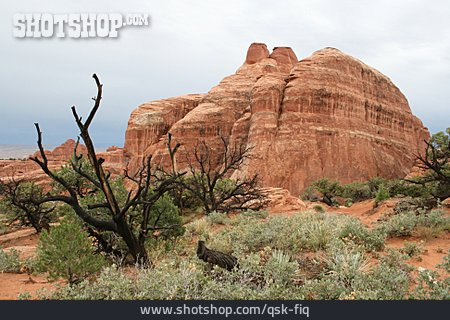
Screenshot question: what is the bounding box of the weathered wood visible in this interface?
[196,240,238,271]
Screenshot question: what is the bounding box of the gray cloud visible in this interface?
[0,0,448,147]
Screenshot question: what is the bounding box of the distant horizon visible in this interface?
[0,144,108,159]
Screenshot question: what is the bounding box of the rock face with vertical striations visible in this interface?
[123,43,429,196]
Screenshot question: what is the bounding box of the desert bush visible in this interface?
[211,211,384,255]
[351,258,411,299]
[324,245,370,287]
[226,210,268,228]
[207,211,230,225]
[309,178,341,206]
[377,210,449,238]
[338,219,386,251]
[35,217,106,284]
[410,268,450,300]
[367,177,388,194]
[43,210,450,300]
[146,195,184,240]
[374,184,390,207]
[312,205,325,213]
[340,182,372,202]
[302,247,411,300]
[300,219,333,250]
[47,253,303,300]
[0,221,8,235]
[400,241,424,257]
[264,250,298,285]
[17,292,32,300]
[304,176,440,208]
[185,217,209,237]
[49,266,136,300]
[377,212,418,237]
[0,246,21,273]
[437,250,450,273]
[385,179,431,199]
[240,209,269,219]
[393,197,437,214]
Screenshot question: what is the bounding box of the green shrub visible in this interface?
[41,210,449,300]
[340,182,372,202]
[185,218,209,237]
[147,195,185,239]
[0,222,8,235]
[264,250,298,285]
[312,205,325,213]
[374,184,390,207]
[377,210,450,238]
[377,212,417,237]
[400,241,424,257]
[351,258,411,299]
[324,245,370,287]
[410,268,450,300]
[303,177,437,207]
[207,211,230,225]
[36,217,106,284]
[385,180,431,198]
[310,179,341,206]
[393,197,437,214]
[301,219,333,250]
[240,209,269,219]
[0,246,21,273]
[438,250,450,273]
[338,219,386,251]
[367,177,388,194]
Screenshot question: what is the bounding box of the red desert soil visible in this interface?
[387,236,450,275]
[0,273,62,300]
[327,199,389,227]
[0,228,62,300]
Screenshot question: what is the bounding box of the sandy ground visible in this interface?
[0,228,63,300]
[0,200,448,300]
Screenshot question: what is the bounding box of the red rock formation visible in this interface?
[124,94,204,170]
[124,43,429,196]
[263,187,306,213]
[0,140,125,186]
[97,146,125,175]
[0,139,84,183]
[0,139,125,185]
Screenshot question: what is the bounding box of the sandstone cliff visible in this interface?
[124,43,429,196]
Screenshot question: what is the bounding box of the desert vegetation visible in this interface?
[0,75,448,300]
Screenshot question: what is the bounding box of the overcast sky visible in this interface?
[0,0,449,148]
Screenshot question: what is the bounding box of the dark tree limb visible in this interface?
[196,241,238,271]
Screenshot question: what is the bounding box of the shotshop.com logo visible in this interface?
[13,13,149,38]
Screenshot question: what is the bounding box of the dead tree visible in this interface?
[196,240,238,271]
[23,74,184,266]
[183,136,268,214]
